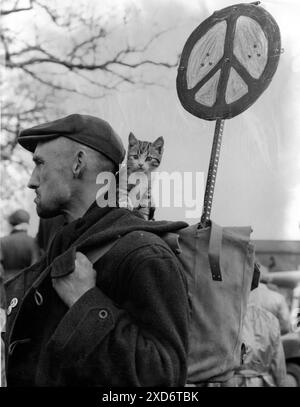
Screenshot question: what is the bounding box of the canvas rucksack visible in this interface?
[173,222,255,384]
[86,219,257,385]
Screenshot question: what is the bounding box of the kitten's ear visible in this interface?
[153,136,164,152]
[128,132,138,146]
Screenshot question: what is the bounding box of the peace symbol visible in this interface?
[177,3,281,120]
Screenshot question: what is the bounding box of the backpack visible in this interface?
[86,220,257,384]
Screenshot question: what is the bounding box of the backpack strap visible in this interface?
[85,238,121,265]
[86,231,183,265]
[83,223,245,284]
[84,224,223,282]
[208,222,223,281]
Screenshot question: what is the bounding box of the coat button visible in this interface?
[98,309,108,319]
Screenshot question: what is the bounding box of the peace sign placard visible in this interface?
[176,3,281,231]
[177,3,281,120]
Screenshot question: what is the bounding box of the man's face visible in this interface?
[28,138,74,218]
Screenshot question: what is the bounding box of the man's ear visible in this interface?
[72,150,86,178]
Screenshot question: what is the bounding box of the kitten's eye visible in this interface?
[146,157,152,162]
[133,155,139,159]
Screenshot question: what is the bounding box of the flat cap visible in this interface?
[8,209,30,226]
[18,114,125,165]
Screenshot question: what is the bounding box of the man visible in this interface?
[0,209,40,282]
[4,114,189,386]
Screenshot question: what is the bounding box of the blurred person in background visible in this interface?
[249,280,291,335]
[0,209,40,282]
[234,303,287,386]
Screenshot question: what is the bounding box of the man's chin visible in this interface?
[35,204,61,219]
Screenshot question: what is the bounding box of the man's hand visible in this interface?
[52,252,96,308]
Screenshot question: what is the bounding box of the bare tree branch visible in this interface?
[6,50,178,70]
[1,0,179,165]
[21,67,110,99]
[1,0,33,16]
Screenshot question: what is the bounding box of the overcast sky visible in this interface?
[3,0,300,240]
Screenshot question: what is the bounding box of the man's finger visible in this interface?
[75,251,92,266]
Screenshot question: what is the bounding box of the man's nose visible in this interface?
[27,168,39,190]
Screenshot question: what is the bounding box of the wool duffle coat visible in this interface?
[4,206,190,387]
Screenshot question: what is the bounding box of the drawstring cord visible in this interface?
[34,289,43,306]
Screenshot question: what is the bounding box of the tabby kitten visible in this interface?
[118,132,164,220]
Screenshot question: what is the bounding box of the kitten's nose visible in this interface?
[138,163,143,168]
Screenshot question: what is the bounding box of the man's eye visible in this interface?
[34,159,44,167]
